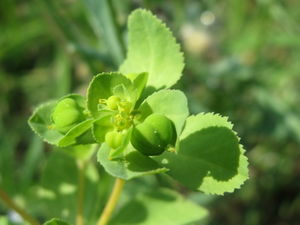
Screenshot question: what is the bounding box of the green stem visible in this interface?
[76,160,87,225]
[0,188,41,225]
[96,178,125,225]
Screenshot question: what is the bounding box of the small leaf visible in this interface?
[58,119,95,147]
[138,90,189,135]
[129,72,148,107]
[97,144,168,180]
[44,218,71,225]
[28,94,88,146]
[110,188,208,225]
[28,100,64,145]
[120,9,184,90]
[154,113,249,195]
[87,72,132,117]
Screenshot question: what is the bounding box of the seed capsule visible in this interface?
[51,98,83,133]
[106,96,120,110]
[131,114,177,156]
[105,130,125,149]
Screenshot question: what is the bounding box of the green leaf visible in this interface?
[58,119,95,147]
[154,113,249,195]
[120,9,184,90]
[28,94,88,146]
[97,144,168,180]
[28,100,64,145]
[110,188,208,225]
[138,90,189,135]
[129,72,148,107]
[87,72,132,117]
[44,218,71,225]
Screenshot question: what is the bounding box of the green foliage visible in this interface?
[28,94,93,147]
[154,113,248,194]
[28,8,248,198]
[138,90,189,135]
[0,3,261,225]
[119,9,184,90]
[29,100,64,145]
[1,0,299,224]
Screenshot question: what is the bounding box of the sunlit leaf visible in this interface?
[120,9,184,90]
[154,113,249,195]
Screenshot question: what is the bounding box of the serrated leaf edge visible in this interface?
[179,112,249,195]
[28,100,62,145]
[121,9,184,89]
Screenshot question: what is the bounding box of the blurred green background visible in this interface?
[1,0,300,224]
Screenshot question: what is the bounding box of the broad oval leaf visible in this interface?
[154,113,249,195]
[97,144,168,180]
[138,89,189,135]
[120,9,184,90]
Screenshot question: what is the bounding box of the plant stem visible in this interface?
[0,188,41,225]
[76,160,87,225]
[96,178,125,225]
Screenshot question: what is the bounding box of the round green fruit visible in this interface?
[105,130,125,149]
[131,114,177,156]
[106,96,120,110]
[51,98,83,133]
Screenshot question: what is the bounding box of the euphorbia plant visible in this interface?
[24,9,248,225]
